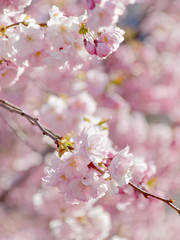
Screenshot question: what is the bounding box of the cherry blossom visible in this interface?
[46,10,81,49]
[108,146,134,186]
[0,60,23,89]
[86,0,125,31]
[0,0,32,15]
[0,0,180,239]
[13,23,45,61]
[84,27,124,58]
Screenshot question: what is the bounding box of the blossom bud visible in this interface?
[84,39,96,55]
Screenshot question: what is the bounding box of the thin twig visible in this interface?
[129,181,180,215]
[24,73,58,96]
[88,162,105,174]
[5,21,47,29]
[6,22,24,29]
[89,162,180,215]
[0,144,54,203]
[0,113,40,152]
[1,99,180,215]
[0,99,62,145]
[0,165,38,202]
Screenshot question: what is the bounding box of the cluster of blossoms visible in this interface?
[0,0,125,89]
[1,0,180,240]
[33,188,112,240]
[0,0,32,14]
[43,123,135,202]
[83,28,124,58]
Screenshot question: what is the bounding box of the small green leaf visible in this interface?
[79,26,88,35]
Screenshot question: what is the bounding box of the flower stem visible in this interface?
[0,99,61,146]
[129,181,180,215]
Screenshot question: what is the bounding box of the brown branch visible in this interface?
[6,22,24,29]
[0,165,38,202]
[88,161,180,215]
[0,145,54,203]
[129,181,180,215]
[6,21,47,29]
[0,113,40,152]
[1,99,180,215]
[0,99,62,146]
[88,162,105,175]
[88,163,180,215]
[24,73,58,96]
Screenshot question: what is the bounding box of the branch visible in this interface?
[0,145,54,203]
[88,162,105,174]
[0,113,40,152]
[0,165,38,202]
[5,21,47,29]
[0,99,62,146]
[88,163,180,215]
[1,99,180,215]
[129,181,180,215]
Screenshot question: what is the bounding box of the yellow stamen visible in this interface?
[60,25,67,32]
[61,175,67,180]
[36,51,41,56]
[69,158,78,167]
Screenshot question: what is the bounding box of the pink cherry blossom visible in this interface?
[69,91,97,114]
[84,39,96,55]
[108,146,134,186]
[1,0,180,239]
[75,125,110,164]
[13,23,45,61]
[87,0,96,10]
[43,148,108,202]
[98,27,124,52]
[0,60,22,89]
[87,0,125,31]
[0,0,32,14]
[0,37,10,60]
[95,41,112,58]
[46,8,81,49]
[84,27,124,58]
[66,171,107,202]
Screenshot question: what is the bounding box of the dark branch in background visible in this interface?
[0,98,180,215]
[0,100,56,202]
[128,182,180,215]
[0,113,40,152]
[0,165,38,202]
[0,144,54,203]
[24,73,58,96]
[0,99,62,146]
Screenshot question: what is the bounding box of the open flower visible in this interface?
[108,146,134,187]
[84,27,124,58]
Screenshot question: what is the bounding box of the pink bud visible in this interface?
[95,42,112,58]
[84,39,96,55]
[86,0,95,10]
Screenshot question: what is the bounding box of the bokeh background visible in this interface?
[0,0,180,239]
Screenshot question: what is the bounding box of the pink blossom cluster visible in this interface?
[0,0,32,14]
[1,0,180,240]
[43,124,136,202]
[84,27,124,58]
[0,1,125,89]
